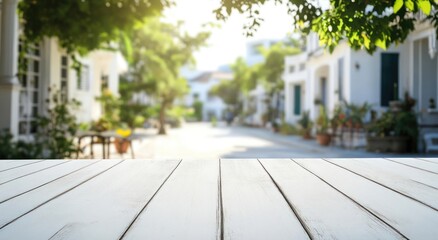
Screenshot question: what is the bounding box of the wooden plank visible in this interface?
[0,160,99,203]
[0,160,68,185]
[0,160,122,229]
[221,159,309,240]
[326,158,438,209]
[123,160,220,240]
[387,158,438,174]
[0,160,180,239]
[418,158,438,164]
[0,160,45,172]
[295,158,438,239]
[260,159,403,239]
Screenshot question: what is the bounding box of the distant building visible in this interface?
[186,71,233,121]
[242,38,284,126]
[245,39,280,66]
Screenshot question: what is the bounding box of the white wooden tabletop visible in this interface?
[0,158,437,239]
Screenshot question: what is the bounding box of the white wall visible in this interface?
[283,53,307,124]
[306,42,351,119]
[349,43,409,112]
[41,39,125,124]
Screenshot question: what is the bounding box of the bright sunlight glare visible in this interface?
[164,0,295,71]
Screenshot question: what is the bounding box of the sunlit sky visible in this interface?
[163,0,295,71]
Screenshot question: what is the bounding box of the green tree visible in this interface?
[19,0,169,55]
[210,57,260,117]
[258,42,300,124]
[124,18,210,134]
[215,0,438,53]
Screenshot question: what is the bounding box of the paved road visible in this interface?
[121,122,384,159]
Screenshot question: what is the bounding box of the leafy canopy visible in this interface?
[123,18,210,133]
[215,0,438,53]
[125,18,210,103]
[258,42,300,92]
[19,0,170,55]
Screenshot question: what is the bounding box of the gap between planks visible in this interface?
[256,159,313,239]
[323,158,438,212]
[118,159,182,240]
[0,160,123,229]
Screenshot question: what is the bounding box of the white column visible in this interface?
[307,68,316,120]
[0,0,20,136]
[284,81,291,123]
[328,62,337,115]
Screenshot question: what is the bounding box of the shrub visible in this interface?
[0,130,43,159]
[279,122,299,135]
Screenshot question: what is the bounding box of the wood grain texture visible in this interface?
[0,160,121,229]
[260,159,403,239]
[326,158,438,209]
[0,160,45,172]
[387,158,438,174]
[123,160,220,240]
[0,160,99,203]
[295,158,438,239]
[0,160,68,185]
[0,160,180,240]
[417,158,438,164]
[221,159,309,240]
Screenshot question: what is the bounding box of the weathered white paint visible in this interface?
[221,159,309,240]
[0,160,179,239]
[0,160,98,203]
[0,160,68,185]
[0,160,45,172]
[260,159,403,239]
[0,160,120,228]
[1,159,437,239]
[326,158,438,209]
[123,160,220,240]
[387,158,438,174]
[295,158,438,239]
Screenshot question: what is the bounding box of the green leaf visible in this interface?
[418,0,431,15]
[405,0,414,11]
[362,33,370,49]
[375,39,387,50]
[393,0,404,13]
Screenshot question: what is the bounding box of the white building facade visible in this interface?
[284,20,438,129]
[186,71,233,121]
[0,1,126,139]
[242,39,283,126]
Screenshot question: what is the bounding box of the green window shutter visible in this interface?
[381,53,399,107]
[294,85,301,115]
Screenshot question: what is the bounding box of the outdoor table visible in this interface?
[0,158,437,239]
[76,131,146,159]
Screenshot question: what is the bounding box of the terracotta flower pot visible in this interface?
[316,133,331,146]
[114,138,130,154]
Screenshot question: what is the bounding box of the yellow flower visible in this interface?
[116,128,132,138]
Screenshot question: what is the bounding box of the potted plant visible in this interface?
[316,106,331,146]
[367,93,418,153]
[115,127,132,154]
[298,110,313,139]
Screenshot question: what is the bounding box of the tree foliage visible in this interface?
[258,42,300,123]
[210,57,259,116]
[215,0,438,53]
[19,0,169,55]
[124,18,210,134]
